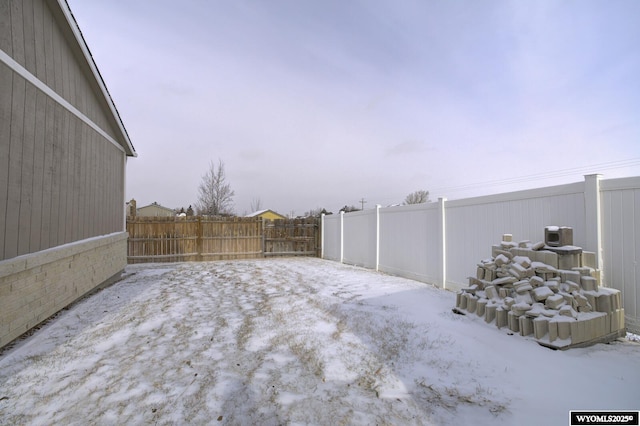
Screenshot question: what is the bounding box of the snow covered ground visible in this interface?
[1,258,638,425]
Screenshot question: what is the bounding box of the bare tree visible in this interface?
[196,159,235,216]
[250,197,263,213]
[404,190,430,205]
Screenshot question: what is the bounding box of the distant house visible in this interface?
[246,209,287,221]
[0,0,136,348]
[137,202,175,217]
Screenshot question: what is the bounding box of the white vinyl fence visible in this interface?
[322,174,640,334]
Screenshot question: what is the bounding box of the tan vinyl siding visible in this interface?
[0,0,132,261]
[0,0,134,348]
[5,0,120,141]
[0,2,12,56]
[0,63,11,257]
[0,62,125,260]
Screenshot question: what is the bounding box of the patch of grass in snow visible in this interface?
[288,337,325,378]
[24,353,46,364]
[377,319,415,362]
[236,314,256,349]
[414,378,509,417]
[417,331,454,351]
[331,318,347,340]
[215,315,228,329]
[331,307,418,364]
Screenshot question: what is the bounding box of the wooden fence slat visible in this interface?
[126,216,319,263]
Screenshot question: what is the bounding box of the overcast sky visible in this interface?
[68,0,640,216]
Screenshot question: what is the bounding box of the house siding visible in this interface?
[1,1,128,261]
[2,0,120,140]
[0,0,134,348]
[1,60,125,259]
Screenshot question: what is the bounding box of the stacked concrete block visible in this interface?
[561,270,581,283]
[548,321,558,342]
[508,311,520,332]
[533,317,549,339]
[582,251,597,269]
[563,281,580,292]
[559,253,581,270]
[530,276,544,288]
[514,280,532,293]
[545,226,573,247]
[533,286,554,302]
[485,285,497,299]
[519,316,533,336]
[610,290,622,310]
[476,299,487,317]
[466,294,477,314]
[545,294,565,309]
[573,267,593,277]
[511,302,532,316]
[485,304,497,323]
[574,293,591,312]
[561,294,576,309]
[556,319,571,340]
[511,247,559,269]
[611,309,625,334]
[458,292,468,310]
[496,307,508,328]
[513,256,532,268]
[455,228,626,349]
[544,279,559,292]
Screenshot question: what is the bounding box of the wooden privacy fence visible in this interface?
[264,217,319,257]
[126,216,319,263]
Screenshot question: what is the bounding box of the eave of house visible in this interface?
[53,0,137,157]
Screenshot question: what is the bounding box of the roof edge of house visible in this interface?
[57,0,137,158]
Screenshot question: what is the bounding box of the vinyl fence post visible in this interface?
[584,174,603,272]
[375,204,380,271]
[321,213,325,259]
[340,210,345,263]
[437,197,447,289]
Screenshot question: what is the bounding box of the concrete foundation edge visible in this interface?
[0,233,128,349]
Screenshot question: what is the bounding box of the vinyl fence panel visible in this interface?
[601,176,640,334]
[445,182,586,289]
[378,203,441,284]
[321,175,640,334]
[342,209,377,269]
[322,214,342,261]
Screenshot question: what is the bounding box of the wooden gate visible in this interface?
[263,218,320,257]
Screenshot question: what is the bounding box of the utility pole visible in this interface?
[359,198,367,210]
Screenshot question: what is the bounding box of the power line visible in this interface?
[430,157,640,194]
[357,157,640,208]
